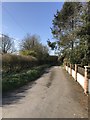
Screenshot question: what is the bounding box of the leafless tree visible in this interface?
[1,34,15,54]
[20,34,49,59]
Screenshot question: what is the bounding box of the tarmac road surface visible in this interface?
[2,66,88,118]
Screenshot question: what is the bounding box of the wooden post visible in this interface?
[64,62,66,70]
[67,63,69,72]
[65,63,67,70]
[84,66,88,94]
[70,64,72,75]
[75,64,77,81]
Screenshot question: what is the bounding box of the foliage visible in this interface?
[20,50,37,57]
[77,2,90,65]
[47,40,57,50]
[20,34,49,60]
[2,65,49,92]
[2,53,58,74]
[48,2,90,65]
[2,54,37,73]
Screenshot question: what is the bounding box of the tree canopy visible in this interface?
[48,2,90,66]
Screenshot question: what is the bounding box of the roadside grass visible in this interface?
[2,65,49,92]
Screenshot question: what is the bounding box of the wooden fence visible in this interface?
[64,63,90,95]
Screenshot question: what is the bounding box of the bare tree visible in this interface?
[1,34,15,54]
[21,34,41,51]
[20,34,49,59]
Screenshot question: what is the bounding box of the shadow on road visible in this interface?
[2,67,52,106]
[2,81,36,106]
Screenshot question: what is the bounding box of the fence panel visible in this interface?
[77,66,85,76]
[72,69,75,79]
[77,72,85,89]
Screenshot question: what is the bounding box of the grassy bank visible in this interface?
[2,65,49,92]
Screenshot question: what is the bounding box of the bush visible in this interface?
[2,54,58,73]
[2,54,37,73]
[20,50,37,57]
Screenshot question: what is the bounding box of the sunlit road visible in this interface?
[2,66,88,118]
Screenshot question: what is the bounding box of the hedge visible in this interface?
[2,54,37,72]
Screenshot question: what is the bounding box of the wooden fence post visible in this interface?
[70,64,72,75]
[67,63,68,72]
[64,62,66,70]
[66,63,67,71]
[84,66,88,94]
[75,64,77,81]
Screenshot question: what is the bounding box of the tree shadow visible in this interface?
[2,81,36,106]
[2,67,52,106]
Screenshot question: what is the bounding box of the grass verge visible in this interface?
[2,65,49,93]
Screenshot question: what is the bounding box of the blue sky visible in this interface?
[2,2,64,53]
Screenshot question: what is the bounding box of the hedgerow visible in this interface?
[2,54,37,72]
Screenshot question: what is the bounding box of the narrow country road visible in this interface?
[2,66,88,118]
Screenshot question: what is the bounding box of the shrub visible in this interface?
[2,54,37,73]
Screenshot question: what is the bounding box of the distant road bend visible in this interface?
[2,66,88,118]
